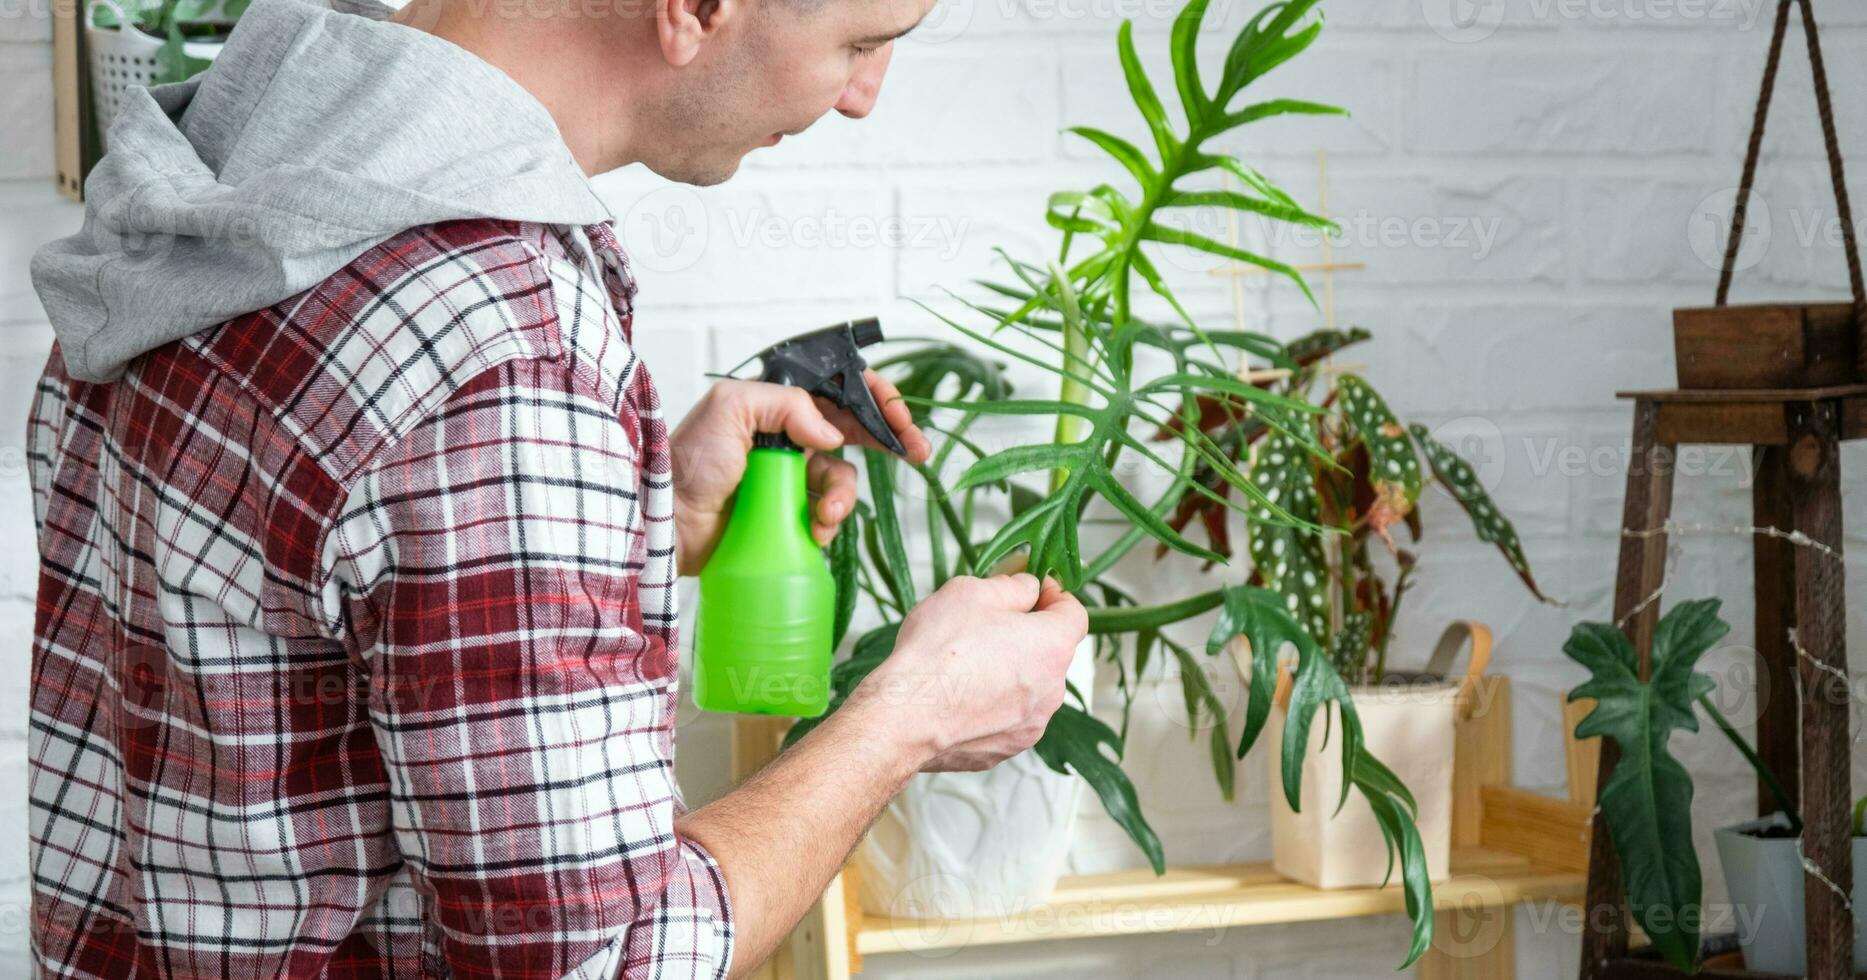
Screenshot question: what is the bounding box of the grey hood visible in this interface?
[32,0,612,382]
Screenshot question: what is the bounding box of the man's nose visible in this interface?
[835,43,895,119]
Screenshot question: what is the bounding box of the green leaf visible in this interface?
[1090,467,1225,565]
[1245,430,1331,641]
[1088,588,1224,634]
[864,450,916,606]
[1168,0,1211,129]
[1358,775,1434,966]
[1117,20,1177,161]
[1227,98,1348,128]
[1338,376,1421,541]
[1562,599,1731,970]
[1329,611,1373,685]
[154,21,213,84]
[1141,221,1317,305]
[828,510,861,651]
[1067,126,1158,190]
[1163,188,1335,230]
[1408,423,1554,603]
[1033,704,1166,873]
[954,442,1094,492]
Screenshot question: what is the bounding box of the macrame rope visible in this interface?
[1715,0,1866,367]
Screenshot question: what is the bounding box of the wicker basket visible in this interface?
[85,0,226,150]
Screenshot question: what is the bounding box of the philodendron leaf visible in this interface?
[1245,430,1330,640]
[1358,773,1434,966]
[1337,375,1420,545]
[1563,599,1731,971]
[1409,423,1554,603]
[1033,703,1166,874]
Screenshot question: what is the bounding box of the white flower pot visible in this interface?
[855,636,1097,920]
[1264,622,1490,889]
[1715,813,1867,974]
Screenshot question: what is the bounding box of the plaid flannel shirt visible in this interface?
[26,219,734,979]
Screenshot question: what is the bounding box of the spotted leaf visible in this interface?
[1337,376,1420,547]
[1409,423,1553,603]
[1245,430,1330,640]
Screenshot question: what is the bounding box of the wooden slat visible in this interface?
[1617,384,1867,403]
[1564,697,1600,807]
[1453,676,1511,849]
[1751,444,1802,816]
[1786,402,1852,980]
[1480,787,1593,874]
[852,849,1583,955]
[1420,907,1515,980]
[53,0,84,200]
[1584,400,1676,980]
[791,870,853,980]
[1654,401,1787,445]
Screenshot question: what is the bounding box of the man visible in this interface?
[25,0,1087,973]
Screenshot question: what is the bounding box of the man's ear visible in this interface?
[656,0,735,67]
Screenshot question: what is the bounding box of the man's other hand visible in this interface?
[849,574,1088,773]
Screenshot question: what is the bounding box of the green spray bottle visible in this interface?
[692,318,906,717]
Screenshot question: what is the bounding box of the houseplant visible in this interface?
[1561,597,1833,972]
[88,0,240,146]
[1153,326,1550,887]
[782,0,1441,965]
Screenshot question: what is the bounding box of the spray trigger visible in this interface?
[753,317,906,457]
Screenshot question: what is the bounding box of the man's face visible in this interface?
[641,0,933,185]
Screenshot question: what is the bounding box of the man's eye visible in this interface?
[852,44,881,58]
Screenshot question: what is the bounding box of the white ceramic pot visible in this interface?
[1263,622,1490,889]
[1715,813,1867,974]
[855,636,1098,920]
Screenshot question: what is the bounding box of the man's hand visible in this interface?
[675,571,1086,974]
[669,371,932,577]
[850,573,1088,772]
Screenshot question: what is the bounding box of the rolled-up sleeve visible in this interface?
[327,358,733,980]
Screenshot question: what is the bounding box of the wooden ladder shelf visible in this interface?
[1579,385,1867,980]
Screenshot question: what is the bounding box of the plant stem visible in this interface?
[1698,694,1803,834]
[915,463,984,573]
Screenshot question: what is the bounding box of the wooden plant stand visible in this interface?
[731,675,1594,979]
[1578,385,1865,979]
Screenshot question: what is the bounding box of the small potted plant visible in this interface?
[88,0,244,145]
[1151,326,1552,888]
[1560,597,1857,973]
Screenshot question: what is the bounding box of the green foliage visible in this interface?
[1410,423,1552,602]
[1173,328,1550,687]
[1561,600,1742,970]
[92,0,238,85]
[790,0,1444,965]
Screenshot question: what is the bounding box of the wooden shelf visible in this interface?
[853,846,1583,956]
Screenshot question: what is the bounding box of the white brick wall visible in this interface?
[5,0,1867,976]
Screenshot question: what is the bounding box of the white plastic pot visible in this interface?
[86,0,226,149]
[1264,622,1490,889]
[855,636,1097,920]
[1714,813,1867,974]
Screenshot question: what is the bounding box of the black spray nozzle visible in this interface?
[753,318,906,457]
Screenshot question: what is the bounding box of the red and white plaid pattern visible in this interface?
[27,219,733,979]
